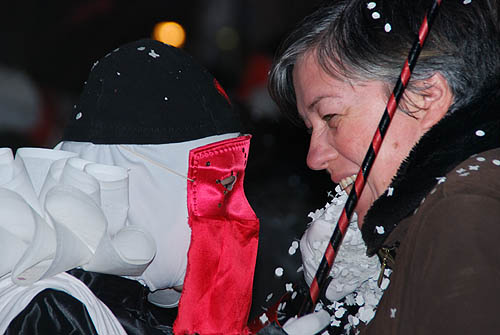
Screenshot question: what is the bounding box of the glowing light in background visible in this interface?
[153,21,186,48]
[215,26,239,51]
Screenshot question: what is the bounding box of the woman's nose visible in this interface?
[306,132,337,171]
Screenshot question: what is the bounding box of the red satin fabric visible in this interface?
[174,135,259,335]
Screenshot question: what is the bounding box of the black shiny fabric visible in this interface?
[257,323,288,335]
[6,269,176,335]
[6,289,98,335]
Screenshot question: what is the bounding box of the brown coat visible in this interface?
[361,148,500,334]
[359,77,500,334]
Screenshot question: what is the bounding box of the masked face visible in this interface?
[57,132,258,305]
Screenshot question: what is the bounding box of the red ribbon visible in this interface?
[174,135,259,335]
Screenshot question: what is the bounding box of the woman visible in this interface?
[268,0,500,333]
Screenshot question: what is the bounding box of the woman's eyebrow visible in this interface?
[307,94,341,111]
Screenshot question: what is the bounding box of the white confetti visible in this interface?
[376,226,385,234]
[266,293,273,302]
[436,177,446,184]
[291,291,297,300]
[476,157,486,162]
[164,97,169,101]
[149,49,160,58]
[328,190,334,198]
[430,188,437,194]
[468,165,479,171]
[331,319,341,327]
[285,283,294,292]
[348,315,360,326]
[75,112,82,120]
[332,301,344,310]
[463,0,472,4]
[390,308,397,318]
[291,241,299,249]
[372,12,381,19]
[456,168,467,174]
[302,185,386,327]
[274,267,284,277]
[367,2,376,9]
[387,187,394,196]
[137,46,145,51]
[288,246,297,255]
[345,294,356,306]
[259,313,269,324]
[335,307,347,318]
[384,23,392,32]
[380,277,390,290]
[459,172,470,177]
[493,159,500,166]
[475,129,485,136]
[355,294,365,306]
[113,48,120,52]
[358,306,375,322]
[117,72,120,76]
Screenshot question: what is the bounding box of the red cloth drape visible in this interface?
[174,135,259,335]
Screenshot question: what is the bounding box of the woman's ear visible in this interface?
[416,72,454,131]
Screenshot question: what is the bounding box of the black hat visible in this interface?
[63,39,241,144]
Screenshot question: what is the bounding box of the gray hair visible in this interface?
[268,0,500,119]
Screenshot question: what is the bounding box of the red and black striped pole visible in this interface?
[299,0,443,316]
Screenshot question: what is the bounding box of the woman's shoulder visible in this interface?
[366,148,500,335]
[436,147,500,201]
[413,148,500,223]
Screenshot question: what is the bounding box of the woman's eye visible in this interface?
[322,114,338,127]
[321,114,332,121]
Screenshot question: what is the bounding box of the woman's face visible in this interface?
[293,52,426,226]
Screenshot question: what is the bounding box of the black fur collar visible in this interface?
[361,77,500,256]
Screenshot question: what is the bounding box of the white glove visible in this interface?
[282,309,331,335]
[300,188,380,302]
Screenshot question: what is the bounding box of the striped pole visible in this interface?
[299,0,443,316]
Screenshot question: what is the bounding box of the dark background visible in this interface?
[0,0,333,320]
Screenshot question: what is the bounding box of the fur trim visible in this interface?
[362,76,500,256]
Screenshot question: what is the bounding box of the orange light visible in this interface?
[153,21,186,48]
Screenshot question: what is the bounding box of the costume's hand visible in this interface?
[282,310,330,335]
[300,207,359,302]
[300,189,371,303]
[300,211,335,292]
